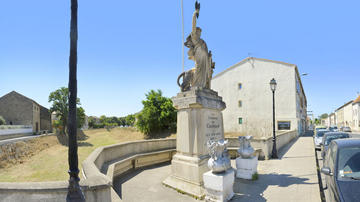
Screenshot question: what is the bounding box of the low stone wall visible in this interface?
[227,130,298,160]
[82,138,176,182]
[0,131,297,201]
[0,125,32,136]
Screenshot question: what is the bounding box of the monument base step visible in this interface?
[163,175,205,199]
[235,156,258,180]
[203,169,235,202]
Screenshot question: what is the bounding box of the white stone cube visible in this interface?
[203,169,235,202]
[235,156,258,180]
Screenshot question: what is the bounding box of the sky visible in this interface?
[1,0,359,118]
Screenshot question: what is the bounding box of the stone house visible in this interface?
[211,57,307,137]
[335,101,353,128]
[0,91,51,133]
[352,95,360,131]
[329,113,336,126]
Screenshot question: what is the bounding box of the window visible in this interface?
[238,100,242,107]
[238,83,242,90]
[238,118,243,124]
[278,121,291,130]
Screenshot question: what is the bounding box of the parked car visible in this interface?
[321,132,350,160]
[314,129,330,150]
[315,125,328,131]
[329,126,339,132]
[342,127,352,133]
[321,139,360,202]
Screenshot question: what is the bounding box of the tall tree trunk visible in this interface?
[68,0,78,176]
[66,0,84,200]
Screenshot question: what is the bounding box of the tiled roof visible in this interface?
[354,95,360,104]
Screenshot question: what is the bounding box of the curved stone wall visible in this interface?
[0,131,297,201]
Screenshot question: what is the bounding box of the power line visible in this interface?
[181,0,184,73]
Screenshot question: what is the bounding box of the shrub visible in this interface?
[0,116,5,125]
[135,90,176,136]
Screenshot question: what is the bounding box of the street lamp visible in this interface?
[270,78,278,159]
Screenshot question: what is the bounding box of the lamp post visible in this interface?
[270,78,278,159]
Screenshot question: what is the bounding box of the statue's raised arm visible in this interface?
[192,2,200,35]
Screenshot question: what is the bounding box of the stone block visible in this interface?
[203,169,235,202]
[235,156,258,180]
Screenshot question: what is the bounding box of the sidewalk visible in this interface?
[232,134,321,202]
[114,134,321,202]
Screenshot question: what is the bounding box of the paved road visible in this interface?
[0,133,53,146]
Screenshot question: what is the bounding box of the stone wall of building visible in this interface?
[212,58,305,137]
[0,92,33,126]
[40,106,51,132]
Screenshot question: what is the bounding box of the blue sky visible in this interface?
[1,0,359,117]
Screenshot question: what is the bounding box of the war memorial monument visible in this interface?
[163,2,233,200]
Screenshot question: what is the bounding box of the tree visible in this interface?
[88,116,96,128]
[320,113,329,119]
[77,107,86,129]
[125,114,135,127]
[135,90,176,135]
[118,117,126,127]
[48,87,83,134]
[0,116,5,125]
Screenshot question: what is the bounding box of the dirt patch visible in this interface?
[0,135,59,169]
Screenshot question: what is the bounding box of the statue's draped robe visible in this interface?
[191,33,211,89]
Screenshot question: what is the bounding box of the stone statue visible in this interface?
[207,139,231,173]
[237,136,255,159]
[177,1,215,92]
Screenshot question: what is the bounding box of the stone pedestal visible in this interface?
[163,88,226,198]
[235,156,258,180]
[203,169,235,202]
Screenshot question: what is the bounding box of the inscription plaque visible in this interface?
[204,111,223,142]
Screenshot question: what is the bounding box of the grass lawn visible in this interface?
[0,127,175,182]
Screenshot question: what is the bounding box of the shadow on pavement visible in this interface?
[113,162,170,199]
[231,173,316,201]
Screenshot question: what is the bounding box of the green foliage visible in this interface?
[0,116,5,125]
[88,116,96,128]
[77,107,86,129]
[118,117,126,127]
[252,172,259,180]
[52,120,63,132]
[48,87,84,134]
[319,113,329,119]
[135,89,176,135]
[125,114,135,127]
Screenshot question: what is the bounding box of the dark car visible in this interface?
[321,132,350,160]
[329,126,339,132]
[321,139,360,202]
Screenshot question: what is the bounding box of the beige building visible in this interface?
[321,117,330,127]
[212,57,307,137]
[0,91,51,133]
[329,113,336,126]
[353,95,360,131]
[335,101,353,127]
